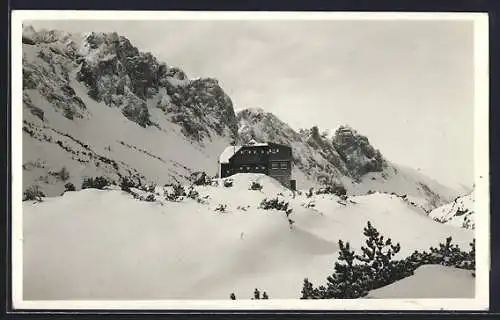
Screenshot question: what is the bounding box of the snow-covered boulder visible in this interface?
[366,265,475,298]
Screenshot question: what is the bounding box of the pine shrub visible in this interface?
[249,181,263,191]
[82,176,110,190]
[23,185,45,201]
[64,182,76,192]
[306,188,314,198]
[253,288,261,300]
[49,166,70,182]
[190,171,212,186]
[315,183,347,197]
[300,221,476,299]
[120,176,135,192]
[215,204,227,213]
[186,186,200,200]
[229,289,269,300]
[259,197,291,214]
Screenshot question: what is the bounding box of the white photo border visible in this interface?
[10,10,490,311]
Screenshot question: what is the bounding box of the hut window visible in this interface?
[280,162,287,169]
[272,162,279,169]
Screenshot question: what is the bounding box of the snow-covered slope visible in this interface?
[22,25,460,211]
[428,191,475,230]
[366,265,474,298]
[23,174,473,300]
[237,108,458,210]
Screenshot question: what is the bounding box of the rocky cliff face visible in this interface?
[332,125,386,179]
[74,31,238,139]
[237,108,388,184]
[23,27,237,139]
[237,108,348,185]
[21,26,237,196]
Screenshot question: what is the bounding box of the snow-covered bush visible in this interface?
[146,183,156,193]
[249,181,263,191]
[81,176,110,190]
[315,183,347,197]
[306,188,314,198]
[145,194,155,202]
[64,182,75,192]
[259,197,292,215]
[223,179,233,188]
[165,183,185,201]
[189,171,212,186]
[405,237,475,271]
[253,288,269,300]
[23,185,45,201]
[120,176,135,192]
[215,204,227,213]
[186,186,199,200]
[49,166,70,182]
[229,289,269,300]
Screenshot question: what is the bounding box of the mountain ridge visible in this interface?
[21,25,462,210]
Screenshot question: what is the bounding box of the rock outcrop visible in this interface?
[332,125,386,179]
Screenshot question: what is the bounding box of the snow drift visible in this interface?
[23,174,474,300]
[428,191,475,230]
[366,265,474,298]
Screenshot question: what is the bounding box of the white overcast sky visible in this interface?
[28,18,475,188]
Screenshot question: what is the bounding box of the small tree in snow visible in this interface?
[82,176,110,190]
[23,185,45,201]
[253,288,261,300]
[215,204,227,213]
[306,188,314,198]
[64,182,76,192]
[120,176,135,192]
[249,181,263,191]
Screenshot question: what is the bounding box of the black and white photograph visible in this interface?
[11,11,490,310]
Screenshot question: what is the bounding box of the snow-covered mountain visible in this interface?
[428,191,475,230]
[22,25,236,197]
[22,25,462,210]
[237,108,459,210]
